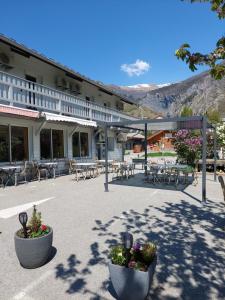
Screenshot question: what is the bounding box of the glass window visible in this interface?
[40,129,51,159]
[72,132,89,157]
[52,130,64,158]
[0,125,9,162]
[11,126,28,161]
[72,132,80,157]
[80,132,89,157]
[40,129,64,159]
[108,137,114,151]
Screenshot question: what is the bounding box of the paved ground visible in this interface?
[0,172,225,300]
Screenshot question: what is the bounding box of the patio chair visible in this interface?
[165,167,179,185]
[73,162,86,182]
[15,161,35,184]
[218,175,225,203]
[88,163,98,178]
[146,166,160,184]
[69,160,76,174]
[37,163,49,181]
[0,170,5,187]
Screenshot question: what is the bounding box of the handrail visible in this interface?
[0,70,137,122]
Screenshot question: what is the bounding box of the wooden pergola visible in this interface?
[103,116,216,202]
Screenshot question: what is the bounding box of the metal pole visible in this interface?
[213,127,217,182]
[144,123,148,176]
[104,125,109,192]
[202,117,207,202]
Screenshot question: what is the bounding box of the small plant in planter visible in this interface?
[14,205,53,269]
[108,233,157,300]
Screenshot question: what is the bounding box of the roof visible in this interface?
[127,132,145,140]
[147,130,164,140]
[0,34,133,105]
[0,104,40,119]
[42,112,97,127]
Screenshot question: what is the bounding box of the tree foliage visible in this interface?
[205,108,221,124]
[180,106,193,117]
[176,0,225,79]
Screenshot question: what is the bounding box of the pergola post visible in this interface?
[202,117,207,202]
[213,127,217,182]
[104,125,109,192]
[144,123,148,176]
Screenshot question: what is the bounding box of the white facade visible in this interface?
[0,35,132,166]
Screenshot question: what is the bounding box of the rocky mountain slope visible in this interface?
[110,70,225,117]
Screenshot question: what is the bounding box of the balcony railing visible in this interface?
[0,71,136,122]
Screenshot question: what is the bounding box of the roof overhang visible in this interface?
[105,116,214,131]
[42,112,97,127]
[0,104,40,119]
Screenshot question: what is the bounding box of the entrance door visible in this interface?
[25,75,36,105]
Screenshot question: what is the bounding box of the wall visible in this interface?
[0,114,123,164]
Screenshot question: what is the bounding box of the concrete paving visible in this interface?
[0,172,224,300]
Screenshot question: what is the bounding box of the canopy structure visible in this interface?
[104,116,216,203]
[42,112,97,127]
[0,104,40,119]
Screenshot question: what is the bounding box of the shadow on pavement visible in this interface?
[55,197,225,299]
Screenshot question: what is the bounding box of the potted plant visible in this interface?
[108,233,157,300]
[14,205,53,269]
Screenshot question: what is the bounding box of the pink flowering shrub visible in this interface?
[174,130,202,165]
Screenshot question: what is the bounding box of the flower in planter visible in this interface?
[109,234,157,272]
[132,242,141,251]
[17,205,50,239]
[41,224,48,231]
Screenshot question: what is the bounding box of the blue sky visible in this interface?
[0,0,224,85]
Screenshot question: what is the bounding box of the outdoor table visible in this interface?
[38,162,58,179]
[0,165,22,187]
[74,162,97,167]
[97,160,113,165]
[73,162,97,178]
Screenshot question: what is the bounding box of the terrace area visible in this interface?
[0,172,224,299]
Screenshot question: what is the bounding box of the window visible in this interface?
[0,125,9,162]
[72,132,89,157]
[108,137,114,151]
[40,129,64,160]
[11,126,28,161]
[72,132,80,157]
[40,129,51,159]
[80,132,89,157]
[0,125,28,162]
[52,130,64,158]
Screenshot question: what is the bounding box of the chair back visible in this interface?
[218,175,225,202]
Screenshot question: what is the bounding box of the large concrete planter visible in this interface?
[14,227,53,269]
[108,256,157,300]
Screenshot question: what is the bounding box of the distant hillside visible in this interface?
[123,102,159,119]
[108,68,225,117]
[141,71,225,117]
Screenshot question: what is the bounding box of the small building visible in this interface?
[147,130,174,152]
[126,132,145,153]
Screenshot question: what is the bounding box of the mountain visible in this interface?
[109,83,170,103]
[109,70,225,117]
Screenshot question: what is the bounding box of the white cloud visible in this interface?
[120,59,150,77]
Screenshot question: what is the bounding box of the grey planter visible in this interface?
[14,227,53,269]
[108,256,157,300]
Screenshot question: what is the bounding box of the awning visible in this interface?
[0,104,40,119]
[42,112,97,127]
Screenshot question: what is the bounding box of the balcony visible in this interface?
[0,71,136,123]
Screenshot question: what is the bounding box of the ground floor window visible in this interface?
[40,129,64,159]
[72,132,89,157]
[0,125,28,162]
